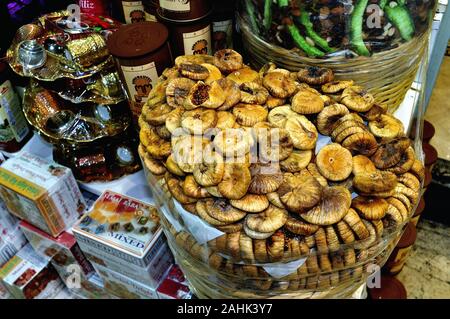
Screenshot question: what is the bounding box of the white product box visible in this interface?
[0,244,64,299]
[73,190,171,287]
[0,152,86,236]
[93,263,159,299]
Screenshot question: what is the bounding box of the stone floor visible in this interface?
[396,219,450,298]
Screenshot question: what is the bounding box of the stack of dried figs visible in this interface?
[138,49,423,292]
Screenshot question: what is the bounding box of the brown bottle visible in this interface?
[0,62,32,153]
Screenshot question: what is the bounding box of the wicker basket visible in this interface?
[237,12,429,113]
[142,161,415,299]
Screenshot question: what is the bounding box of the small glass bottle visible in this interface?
[0,62,31,153]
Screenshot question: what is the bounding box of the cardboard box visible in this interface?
[0,200,27,266]
[73,191,170,287]
[93,263,158,299]
[157,264,192,299]
[53,287,80,299]
[64,272,115,299]
[0,244,64,299]
[0,281,11,299]
[19,221,94,276]
[157,279,193,299]
[165,264,189,285]
[0,152,86,236]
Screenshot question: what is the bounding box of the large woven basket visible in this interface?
[237,12,429,113]
[142,162,417,299]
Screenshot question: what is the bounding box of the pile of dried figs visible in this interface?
[138,49,423,268]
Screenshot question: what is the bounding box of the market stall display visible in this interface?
[138,48,424,298]
[6,11,141,182]
[237,0,436,111]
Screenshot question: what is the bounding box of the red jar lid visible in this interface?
[423,143,438,166]
[368,276,407,299]
[397,222,417,249]
[423,168,432,188]
[423,120,436,141]
[107,21,168,58]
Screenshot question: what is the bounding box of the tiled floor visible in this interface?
[396,219,450,298]
[425,56,450,160]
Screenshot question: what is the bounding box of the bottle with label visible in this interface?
[0,63,31,153]
[211,0,235,52]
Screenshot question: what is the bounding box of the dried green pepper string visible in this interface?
[275,0,325,57]
[285,18,325,57]
[379,0,388,9]
[278,0,289,8]
[245,0,259,34]
[263,0,272,31]
[350,0,371,56]
[297,11,334,53]
[384,3,415,41]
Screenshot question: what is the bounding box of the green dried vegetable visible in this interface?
[350,0,371,56]
[286,21,325,57]
[298,11,334,53]
[384,3,415,41]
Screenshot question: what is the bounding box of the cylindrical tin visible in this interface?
[211,0,235,52]
[107,22,172,121]
[423,167,432,194]
[410,197,425,227]
[422,120,435,144]
[368,276,407,299]
[156,9,212,57]
[383,222,417,276]
[121,0,158,24]
[423,142,438,170]
[158,0,211,21]
[144,0,159,21]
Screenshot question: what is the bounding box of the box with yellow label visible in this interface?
[0,152,86,237]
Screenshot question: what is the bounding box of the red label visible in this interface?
[78,0,108,16]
